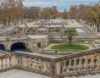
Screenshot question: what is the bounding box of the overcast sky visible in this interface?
[23,0,99,11]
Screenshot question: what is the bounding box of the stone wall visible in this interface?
[14,53,52,76]
[0,53,17,71]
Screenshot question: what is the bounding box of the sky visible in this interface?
[23,0,99,12]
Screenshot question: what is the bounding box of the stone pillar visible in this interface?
[22,57,28,68]
[90,55,95,68]
[50,61,56,78]
[11,55,17,67]
[73,58,77,70]
[96,55,100,70]
[5,41,11,51]
[32,60,35,69]
[43,61,47,72]
[63,60,66,67]
[3,58,6,69]
[68,59,72,67]
[78,57,83,70]
[55,61,62,77]
[84,56,89,69]
[0,59,2,70]
[6,57,10,68]
[27,57,31,68]
[46,62,51,74]
[5,58,7,68]
[9,57,11,68]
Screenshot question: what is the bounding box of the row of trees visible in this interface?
[0,0,24,26]
[24,6,60,21]
[0,0,61,26]
[0,0,100,32]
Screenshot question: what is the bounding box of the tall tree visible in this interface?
[86,3,100,32]
[41,7,52,21]
[62,9,69,19]
[65,28,77,46]
[0,0,24,26]
[69,5,78,19]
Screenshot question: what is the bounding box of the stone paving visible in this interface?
[0,69,100,78]
[66,74,100,78]
[0,69,51,78]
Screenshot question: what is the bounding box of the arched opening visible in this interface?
[11,42,27,51]
[0,44,5,51]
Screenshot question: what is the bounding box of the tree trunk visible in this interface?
[68,35,72,46]
[96,24,100,32]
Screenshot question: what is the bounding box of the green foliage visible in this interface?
[64,28,77,46]
[51,43,89,52]
[65,28,77,36]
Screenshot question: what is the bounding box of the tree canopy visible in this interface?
[0,0,100,32]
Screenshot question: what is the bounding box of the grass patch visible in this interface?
[50,43,89,52]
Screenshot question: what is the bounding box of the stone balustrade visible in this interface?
[0,48,100,78]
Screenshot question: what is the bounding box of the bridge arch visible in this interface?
[11,42,27,51]
[0,44,5,51]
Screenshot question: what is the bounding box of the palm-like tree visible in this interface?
[65,28,77,46]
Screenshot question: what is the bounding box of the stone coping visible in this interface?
[0,51,12,58]
[0,47,100,61]
[14,48,100,61]
[27,35,48,39]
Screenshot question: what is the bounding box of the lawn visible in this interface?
[50,43,89,52]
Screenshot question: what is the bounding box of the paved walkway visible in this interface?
[66,74,100,78]
[0,69,50,78]
[0,69,100,78]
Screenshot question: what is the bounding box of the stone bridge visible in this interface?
[0,35,48,52]
[0,37,28,51]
